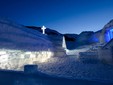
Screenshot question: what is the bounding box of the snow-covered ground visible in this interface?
[37,56,113,83]
[65,45,91,56]
[0,69,111,85]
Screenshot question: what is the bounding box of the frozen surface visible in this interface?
[37,56,113,83]
[66,45,91,56]
[0,70,112,85]
[0,56,113,85]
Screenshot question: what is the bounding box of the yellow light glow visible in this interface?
[0,51,6,55]
[0,49,54,70]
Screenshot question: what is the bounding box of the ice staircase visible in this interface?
[48,35,66,57]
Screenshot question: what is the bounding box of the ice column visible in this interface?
[62,36,67,49]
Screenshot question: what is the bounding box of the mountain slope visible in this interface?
[26,26,62,36]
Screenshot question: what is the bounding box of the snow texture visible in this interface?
[38,56,113,83]
[0,18,53,51]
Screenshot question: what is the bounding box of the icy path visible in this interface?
[0,70,111,85]
[37,56,113,82]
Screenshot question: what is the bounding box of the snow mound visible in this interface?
[0,18,53,51]
[66,45,91,56]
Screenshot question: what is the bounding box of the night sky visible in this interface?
[0,0,113,34]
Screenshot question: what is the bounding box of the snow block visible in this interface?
[24,65,38,74]
[79,52,99,64]
[98,48,113,64]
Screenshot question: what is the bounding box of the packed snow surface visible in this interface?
[38,56,113,82]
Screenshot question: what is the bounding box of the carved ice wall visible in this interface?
[0,49,54,70]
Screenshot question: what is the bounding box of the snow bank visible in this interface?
[66,45,91,56]
[38,56,113,82]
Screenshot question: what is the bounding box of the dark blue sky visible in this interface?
[0,0,113,34]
